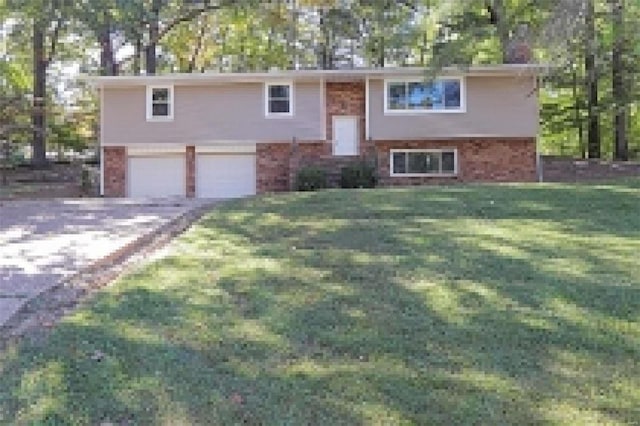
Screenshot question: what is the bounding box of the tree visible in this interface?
[585,0,601,159]
[611,0,627,160]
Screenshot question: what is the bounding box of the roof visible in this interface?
[88,64,546,88]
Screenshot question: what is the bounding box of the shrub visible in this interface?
[340,161,377,189]
[295,167,328,191]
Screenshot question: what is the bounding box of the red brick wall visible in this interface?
[103,146,126,197]
[186,146,195,197]
[289,141,332,188]
[256,143,291,193]
[376,138,537,186]
[326,82,367,155]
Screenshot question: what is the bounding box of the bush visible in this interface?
[295,167,328,191]
[340,161,377,189]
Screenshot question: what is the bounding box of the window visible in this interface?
[146,86,174,121]
[390,149,457,176]
[385,78,463,113]
[265,82,293,117]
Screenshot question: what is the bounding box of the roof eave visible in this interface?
[84,64,549,88]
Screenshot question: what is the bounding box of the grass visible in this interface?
[1,181,640,425]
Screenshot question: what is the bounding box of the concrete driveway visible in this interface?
[0,199,212,327]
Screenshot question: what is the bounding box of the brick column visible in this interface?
[103,146,126,197]
[186,146,196,198]
[325,82,366,155]
[256,143,291,193]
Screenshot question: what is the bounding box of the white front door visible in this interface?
[333,116,359,156]
[196,154,256,199]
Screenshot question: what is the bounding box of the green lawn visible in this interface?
[2,181,640,425]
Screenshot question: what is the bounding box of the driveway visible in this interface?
[0,199,212,327]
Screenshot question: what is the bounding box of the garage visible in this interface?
[128,155,186,198]
[196,151,256,199]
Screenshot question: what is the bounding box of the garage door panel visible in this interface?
[196,154,256,199]
[128,156,186,198]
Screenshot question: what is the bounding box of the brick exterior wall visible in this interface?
[186,146,196,198]
[326,82,368,155]
[375,138,537,186]
[289,141,332,189]
[256,143,292,193]
[103,146,126,197]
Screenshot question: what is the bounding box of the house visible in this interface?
[93,65,541,198]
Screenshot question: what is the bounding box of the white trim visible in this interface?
[128,147,186,156]
[534,74,542,182]
[264,80,294,118]
[146,85,174,122]
[332,115,360,156]
[365,76,370,140]
[196,145,256,154]
[389,148,459,177]
[320,77,327,141]
[369,134,536,140]
[383,77,466,115]
[88,65,547,88]
[102,140,326,148]
[99,89,104,196]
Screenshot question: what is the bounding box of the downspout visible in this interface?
[320,77,326,141]
[535,74,542,182]
[365,75,370,142]
[99,86,105,196]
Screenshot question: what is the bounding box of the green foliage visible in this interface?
[49,120,89,152]
[339,161,377,189]
[2,0,640,161]
[295,166,328,191]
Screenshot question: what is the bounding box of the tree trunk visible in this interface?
[188,19,207,73]
[146,0,161,75]
[32,23,46,166]
[133,34,142,75]
[572,67,584,158]
[319,9,329,69]
[487,0,510,62]
[99,14,116,76]
[612,0,628,160]
[290,0,298,69]
[585,0,600,159]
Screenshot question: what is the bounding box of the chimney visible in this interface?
[506,24,532,64]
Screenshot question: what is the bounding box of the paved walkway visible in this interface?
[0,199,211,327]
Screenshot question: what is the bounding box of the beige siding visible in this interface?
[102,82,323,145]
[369,76,539,139]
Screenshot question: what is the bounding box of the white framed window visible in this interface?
[390,149,458,177]
[146,85,174,121]
[384,77,465,114]
[265,82,293,117]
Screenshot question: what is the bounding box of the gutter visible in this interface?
[82,64,551,88]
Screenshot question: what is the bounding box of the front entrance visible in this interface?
[333,116,359,156]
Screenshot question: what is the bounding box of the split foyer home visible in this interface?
[93,65,541,198]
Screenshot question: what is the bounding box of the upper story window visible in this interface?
[146,85,174,121]
[385,78,464,114]
[265,82,293,117]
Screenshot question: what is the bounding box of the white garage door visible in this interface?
[196,154,256,198]
[128,156,186,198]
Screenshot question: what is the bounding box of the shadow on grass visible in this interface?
[1,181,639,424]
